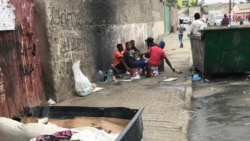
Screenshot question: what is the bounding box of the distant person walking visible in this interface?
[177,19,185,48]
[221,14,230,26]
[239,16,244,25]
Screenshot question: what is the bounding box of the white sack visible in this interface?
[0,117,68,141]
[72,60,93,96]
[71,127,119,141]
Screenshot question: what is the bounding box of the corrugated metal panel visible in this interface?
[0,0,43,118]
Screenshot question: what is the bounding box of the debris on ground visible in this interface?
[47,98,56,105]
[163,78,178,82]
[175,69,182,74]
[192,74,202,81]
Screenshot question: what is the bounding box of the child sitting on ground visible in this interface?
[122,41,148,79]
[147,40,175,77]
[111,43,126,78]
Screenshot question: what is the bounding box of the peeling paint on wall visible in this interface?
[0,67,6,105]
[0,0,43,118]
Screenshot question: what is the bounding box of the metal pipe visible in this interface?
[229,0,232,14]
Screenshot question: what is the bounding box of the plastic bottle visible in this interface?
[97,70,104,83]
[107,68,113,84]
[81,86,93,96]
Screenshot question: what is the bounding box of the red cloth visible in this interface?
[148,46,166,67]
[52,130,72,138]
[35,130,72,141]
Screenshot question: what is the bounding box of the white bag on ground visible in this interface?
[72,60,93,96]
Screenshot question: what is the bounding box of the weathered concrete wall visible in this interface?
[171,6,179,33]
[34,0,164,102]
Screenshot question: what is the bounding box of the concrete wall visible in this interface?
[171,6,179,33]
[34,0,164,102]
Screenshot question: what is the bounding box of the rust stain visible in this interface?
[0,0,43,118]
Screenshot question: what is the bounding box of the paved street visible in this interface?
[230,21,250,26]
[57,31,193,141]
[189,74,250,141]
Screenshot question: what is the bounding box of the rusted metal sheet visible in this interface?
[0,0,43,118]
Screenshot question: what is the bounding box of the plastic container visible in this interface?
[97,70,104,83]
[81,86,93,96]
[107,69,113,84]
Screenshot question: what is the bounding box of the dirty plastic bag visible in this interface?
[0,117,67,141]
[72,60,93,96]
[192,74,201,81]
[71,127,119,141]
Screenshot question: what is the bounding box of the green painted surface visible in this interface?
[190,26,250,77]
[164,6,171,34]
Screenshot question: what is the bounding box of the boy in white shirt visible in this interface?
[190,13,206,36]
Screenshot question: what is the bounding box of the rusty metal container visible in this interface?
[190,26,250,78]
[0,0,43,117]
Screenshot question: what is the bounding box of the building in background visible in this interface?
[202,2,230,18]
[178,0,201,22]
[231,3,250,21]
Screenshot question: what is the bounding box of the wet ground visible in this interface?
[188,73,250,141]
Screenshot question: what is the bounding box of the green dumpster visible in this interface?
[190,26,250,78]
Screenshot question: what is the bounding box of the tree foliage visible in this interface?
[162,0,177,6]
[247,0,250,3]
[190,0,199,7]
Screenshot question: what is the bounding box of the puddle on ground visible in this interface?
[188,86,250,141]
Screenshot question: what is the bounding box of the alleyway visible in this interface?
[57,30,193,141]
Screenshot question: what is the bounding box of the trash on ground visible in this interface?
[0,117,68,141]
[192,74,201,81]
[72,60,94,96]
[70,127,119,141]
[163,78,178,82]
[203,79,210,82]
[107,68,114,84]
[175,69,182,74]
[97,70,105,83]
[47,98,56,105]
[37,117,48,124]
[122,79,133,82]
[93,87,104,92]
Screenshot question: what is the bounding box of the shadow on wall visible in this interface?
[88,1,116,73]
